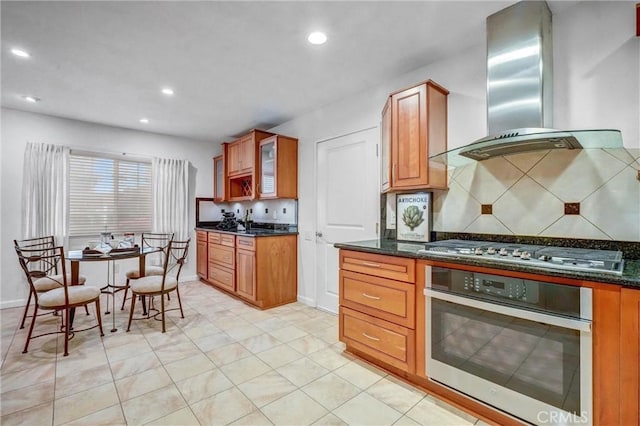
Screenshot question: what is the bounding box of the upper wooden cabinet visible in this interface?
[226,129,273,201]
[221,129,297,201]
[258,135,298,199]
[382,80,449,192]
[213,152,226,202]
[227,134,254,176]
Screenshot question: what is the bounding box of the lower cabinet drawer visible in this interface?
[340,250,415,283]
[340,270,415,328]
[340,306,415,373]
[220,234,235,247]
[209,244,235,268]
[208,264,235,292]
[236,236,256,251]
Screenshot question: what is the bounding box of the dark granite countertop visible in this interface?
[334,239,640,289]
[195,226,298,237]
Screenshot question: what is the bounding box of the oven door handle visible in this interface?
[424,288,592,333]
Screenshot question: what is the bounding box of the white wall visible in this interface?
[270,1,640,305]
[1,108,218,308]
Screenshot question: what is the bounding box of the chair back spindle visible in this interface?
[161,239,190,292]
[15,245,69,305]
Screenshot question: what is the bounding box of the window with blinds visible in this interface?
[69,152,152,236]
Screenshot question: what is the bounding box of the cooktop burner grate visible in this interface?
[420,239,624,275]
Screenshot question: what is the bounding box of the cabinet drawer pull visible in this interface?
[362,293,381,300]
[361,261,381,268]
[362,332,380,341]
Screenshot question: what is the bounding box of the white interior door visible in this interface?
[315,127,379,313]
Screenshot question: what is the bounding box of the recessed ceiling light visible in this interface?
[11,48,30,58]
[139,118,149,124]
[307,32,327,45]
[161,87,174,96]
[22,95,40,103]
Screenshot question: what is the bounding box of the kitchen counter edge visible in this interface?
[334,239,640,288]
[195,227,298,237]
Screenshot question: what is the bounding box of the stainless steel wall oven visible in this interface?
[425,265,593,425]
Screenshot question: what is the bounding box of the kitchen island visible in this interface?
[334,238,640,426]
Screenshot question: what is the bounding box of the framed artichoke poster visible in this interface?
[396,192,431,242]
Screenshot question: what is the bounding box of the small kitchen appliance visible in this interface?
[216,212,239,231]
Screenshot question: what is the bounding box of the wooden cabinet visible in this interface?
[227,135,254,176]
[621,287,640,425]
[338,249,416,373]
[226,130,273,201]
[213,152,226,202]
[197,231,297,309]
[207,232,235,293]
[258,135,298,199]
[236,235,297,308]
[218,129,297,201]
[382,80,449,192]
[196,231,208,279]
[236,237,256,301]
[592,285,622,425]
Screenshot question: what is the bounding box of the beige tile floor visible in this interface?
[1,281,483,426]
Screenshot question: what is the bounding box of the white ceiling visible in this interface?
[2,1,575,144]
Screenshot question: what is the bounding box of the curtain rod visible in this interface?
[68,146,153,162]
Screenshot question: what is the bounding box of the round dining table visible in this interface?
[67,246,160,332]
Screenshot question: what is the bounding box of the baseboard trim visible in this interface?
[1,299,26,310]
[296,295,315,307]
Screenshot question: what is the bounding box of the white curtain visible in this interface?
[152,157,189,240]
[21,142,70,244]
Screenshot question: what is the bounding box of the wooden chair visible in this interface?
[15,245,104,356]
[14,236,88,329]
[126,239,189,333]
[120,232,174,311]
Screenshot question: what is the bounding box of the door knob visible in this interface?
[315,231,323,237]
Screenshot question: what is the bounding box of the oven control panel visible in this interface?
[463,273,530,301]
[429,266,587,327]
[453,271,539,303]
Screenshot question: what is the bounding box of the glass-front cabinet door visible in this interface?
[259,137,276,198]
[381,97,391,192]
[213,154,226,202]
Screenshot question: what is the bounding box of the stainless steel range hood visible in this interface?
[432,1,623,167]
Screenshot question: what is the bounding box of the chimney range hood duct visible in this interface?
[432,1,623,166]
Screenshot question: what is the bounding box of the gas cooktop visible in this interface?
[419,239,624,275]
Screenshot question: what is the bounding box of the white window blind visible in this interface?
[69,152,152,236]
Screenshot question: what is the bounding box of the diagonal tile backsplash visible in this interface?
[454,158,523,204]
[433,147,640,241]
[527,149,626,202]
[493,176,565,236]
